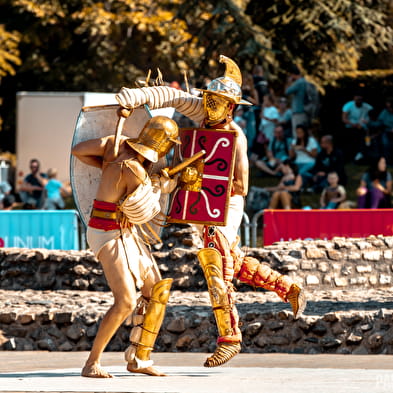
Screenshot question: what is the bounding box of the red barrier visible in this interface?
[263,209,393,245]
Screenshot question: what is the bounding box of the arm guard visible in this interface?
[116,86,205,124]
[120,180,161,225]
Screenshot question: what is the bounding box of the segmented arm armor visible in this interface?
[116,86,205,124]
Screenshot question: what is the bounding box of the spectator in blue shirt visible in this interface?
[43,168,68,210]
[255,125,292,177]
[341,93,373,162]
[285,66,308,137]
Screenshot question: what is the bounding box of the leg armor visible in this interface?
[124,278,172,369]
[202,226,242,342]
[234,256,306,319]
[198,247,241,367]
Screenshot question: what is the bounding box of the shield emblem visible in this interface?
[167,127,237,226]
[70,104,174,239]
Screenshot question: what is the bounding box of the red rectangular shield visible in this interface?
[168,127,237,226]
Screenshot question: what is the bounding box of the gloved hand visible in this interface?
[151,173,178,194]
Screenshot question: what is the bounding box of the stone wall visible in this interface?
[1,289,393,355]
[1,232,393,354]
[1,234,393,291]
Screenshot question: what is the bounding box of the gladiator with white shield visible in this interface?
[116,55,307,367]
[71,114,180,378]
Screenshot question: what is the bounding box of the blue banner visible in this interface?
[0,210,80,250]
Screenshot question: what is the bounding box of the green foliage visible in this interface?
[0,0,392,140]
[0,25,21,78]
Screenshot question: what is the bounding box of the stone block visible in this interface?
[322,275,333,285]
[347,251,361,261]
[331,323,347,335]
[17,313,35,324]
[288,250,303,259]
[311,321,328,336]
[383,237,393,248]
[334,277,348,287]
[346,332,363,344]
[363,250,381,261]
[321,336,342,348]
[327,250,342,261]
[305,248,326,259]
[369,276,378,285]
[0,312,17,324]
[379,274,392,285]
[37,338,56,351]
[73,264,89,276]
[58,341,73,351]
[356,265,372,273]
[356,241,371,250]
[167,317,187,334]
[317,262,329,273]
[384,250,393,260]
[367,332,383,349]
[175,334,194,349]
[66,324,86,341]
[323,313,339,323]
[306,275,320,285]
[301,261,316,270]
[282,264,298,272]
[245,322,263,337]
[54,312,74,324]
[333,238,350,249]
[349,277,367,285]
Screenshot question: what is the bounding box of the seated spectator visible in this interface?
[320,172,346,209]
[18,158,47,209]
[379,97,393,165]
[289,124,319,186]
[341,93,373,162]
[266,160,302,209]
[42,168,67,210]
[277,96,292,138]
[254,125,292,177]
[357,156,392,209]
[258,93,279,143]
[312,135,346,192]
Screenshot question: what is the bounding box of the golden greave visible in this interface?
[198,248,241,343]
[125,278,172,368]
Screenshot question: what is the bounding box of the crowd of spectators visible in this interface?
[0,158,71,210]
[233,65,393,211]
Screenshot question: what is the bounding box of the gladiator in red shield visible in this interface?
[168,127,237,226]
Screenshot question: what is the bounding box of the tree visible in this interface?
[0,0,392,149]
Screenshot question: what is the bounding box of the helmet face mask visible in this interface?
[203,92,232,126]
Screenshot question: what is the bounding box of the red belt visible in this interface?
[88,200,120,231]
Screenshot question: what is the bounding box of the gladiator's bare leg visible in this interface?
[126,263,167,377]
[82,239,137,378]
